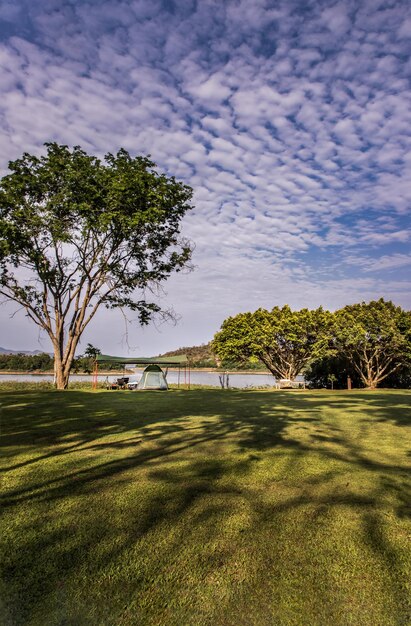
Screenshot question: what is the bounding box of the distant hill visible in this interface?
[159,343,218,368]
[159,342,267,370]
[0,347,50,355]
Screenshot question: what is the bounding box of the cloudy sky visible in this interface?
[0,0,410,355]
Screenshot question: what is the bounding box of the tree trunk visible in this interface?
[363,374,378,389]
[53,353,68,389]
[55,367,70,389]
[258,355,298,381]
[50,321,83,390]
[53,346,75,389]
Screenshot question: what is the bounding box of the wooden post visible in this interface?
[92,360,98,390]
[347,376,352,390]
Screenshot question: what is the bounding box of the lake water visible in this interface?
[0,370,304,389]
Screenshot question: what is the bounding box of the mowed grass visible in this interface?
[1,389,410,626]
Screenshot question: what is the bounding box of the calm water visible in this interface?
[0,370,289,388]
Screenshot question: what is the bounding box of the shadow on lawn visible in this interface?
[2,390,410,505]
[1,390,297,500]
[1,389,411,624]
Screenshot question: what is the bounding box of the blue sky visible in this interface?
[0,0,410,355]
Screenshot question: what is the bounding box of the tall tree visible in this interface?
[333,299,411,389]
[0,143,193,389]
[83,344,101,360]
[212,305,333,380]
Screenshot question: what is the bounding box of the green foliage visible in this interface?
[71,344,102,373]
[0,143,193,388]
[219,358,266,371]
[304,355,361,389]
[212,305,334,380]
[0,350,121,375]
[0,380,103,391]
[83,344,101,359]
[333,299,411,388]
[305,355,411,390]
[214,299,411,388]
[0,380,55,391]
[71,355,94,374]
[0,352,53,372]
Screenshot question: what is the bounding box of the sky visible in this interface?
[0,0,410,356]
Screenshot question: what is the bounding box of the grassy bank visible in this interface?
[1,389,410,625]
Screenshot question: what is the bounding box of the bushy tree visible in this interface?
[333,299,411,389]
[0,143,193,388]
[305,353,411,390]
[212,305,333,380]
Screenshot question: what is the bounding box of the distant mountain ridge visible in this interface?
[159,342,266,371]
[159,343,218,368]
[0,347,50,355]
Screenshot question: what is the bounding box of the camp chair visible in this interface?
[115,377,129,389]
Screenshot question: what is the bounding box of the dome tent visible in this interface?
[136,364,168,390]
[93,353,189,390]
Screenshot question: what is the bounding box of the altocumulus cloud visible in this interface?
[0,0,410,353]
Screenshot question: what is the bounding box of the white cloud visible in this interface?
[188,73,232,103]
[345,253,411,272]
[0,0,410,354]
[321,6,352,36]
[397,17,411,38]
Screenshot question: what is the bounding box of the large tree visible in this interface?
[0,143,193,388]
[212,305,333,380]
[333,299,411,389]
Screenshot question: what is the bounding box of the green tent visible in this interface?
[136,364,168,390]
[93,353,189,390]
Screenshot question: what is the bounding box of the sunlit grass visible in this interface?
[1,389,410,625]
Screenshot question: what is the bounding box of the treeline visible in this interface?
[213,299,411,389]
[0,351,118,373]
[0,353,54,371]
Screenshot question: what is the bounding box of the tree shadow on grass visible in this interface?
[1,389,411,624]
[300,390,411,427]
[5,453,409,625]
[2,390,410,504]
[2,391,296,505]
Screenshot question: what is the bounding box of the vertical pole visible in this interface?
[188,363,191,390]
[178,366,180,388]
[92,360,98,390]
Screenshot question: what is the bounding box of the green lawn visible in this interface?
[1,389,410,626]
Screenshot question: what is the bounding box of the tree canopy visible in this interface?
[0,143,193,388]
[213,299,411,388]
[332,299,411,389]
[212,305,334,380]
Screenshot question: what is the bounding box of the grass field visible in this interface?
[1,389,410,626]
